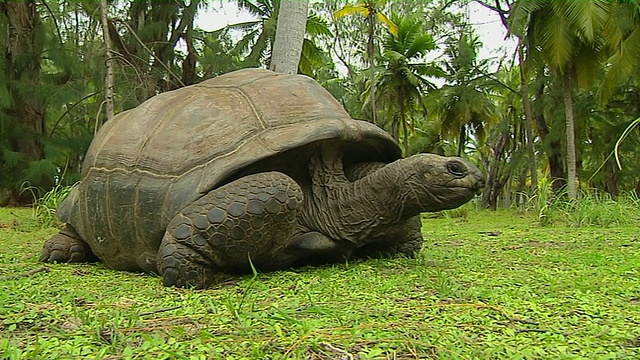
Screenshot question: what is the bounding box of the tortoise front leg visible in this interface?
[40,224,97,263]
[352,216,423,258]
[157,171,304,288]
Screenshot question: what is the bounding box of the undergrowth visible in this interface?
[522,177,640,227]
[20,183,76,228]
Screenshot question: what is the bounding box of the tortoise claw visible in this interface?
[157,239,215,289]
[40,225,96,263]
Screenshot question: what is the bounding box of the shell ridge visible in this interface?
[236,87,268,130]
[88,112,127,172]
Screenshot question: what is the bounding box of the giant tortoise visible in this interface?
[41,68,484,288]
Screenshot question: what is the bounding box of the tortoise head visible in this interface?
[399,153,485,213]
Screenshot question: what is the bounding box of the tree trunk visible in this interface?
[390,115,399,143]
[517,41,537,191]
[1,1,44,161]
[270,0,308,74]
[604,160,618,198]
[563,70,578,199]
[533,80,566,191]
[99,0,115,121]
[366,9,376,124]
[181,5,197,86]
[481,128,510,210]
[400,98,408,154]
[457,125,466,157]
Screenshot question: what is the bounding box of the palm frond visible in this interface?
[599,26,640,103]
[562,0,612,44]
[236,0,271,17]
[533,5,578,71]
[306,11,332,37]
[226,20,261,31]
[376,12,397,36]
[507,0,547,37]
[334,4,368,19]
[230,28,259,57]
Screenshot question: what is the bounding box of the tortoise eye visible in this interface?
[446,161,466,177]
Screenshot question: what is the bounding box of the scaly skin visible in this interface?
[345,162,424,258]
[157,171,304,288]
[40,225,97,263]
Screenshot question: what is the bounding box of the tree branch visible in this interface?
[118,20,185,88]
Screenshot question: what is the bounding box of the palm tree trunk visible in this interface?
[457,125,466,157]
[563,70,578,200]
[517,41,537,191]
[400,99,408,154]
[367,11,376,124]
[481,128,509,210]
[99,0,115,121]
[270,0,309,74]
[534,80,565,191]
[181,15,197,85]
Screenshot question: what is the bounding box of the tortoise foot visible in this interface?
[157,240,216,288]
[157,171,304,288]
[40,225,96,263]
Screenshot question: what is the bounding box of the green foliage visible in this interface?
[2,0,640,206]
[426,33,499,156]
[524,177,640,227]
[1,209,639,358]
[376,15,438,153]
[227,0,330,75]
[20,183,75,228]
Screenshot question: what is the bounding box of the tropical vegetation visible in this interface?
[3,0,638,208]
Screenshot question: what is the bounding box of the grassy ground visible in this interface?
[0,207,639,359]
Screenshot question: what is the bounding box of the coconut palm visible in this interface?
[270,0,309,74]
[598,1,640,103]
[427,34,499,157]
[228,0,278,67]
[509,0,617,199]
[376,16,439,154]
[335,0,397,124]
[228,0,330,74]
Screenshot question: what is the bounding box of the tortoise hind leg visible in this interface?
[40,224,97,263]
[157,171,304,288]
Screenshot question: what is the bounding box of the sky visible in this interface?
[194,1,518,68]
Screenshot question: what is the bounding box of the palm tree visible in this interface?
[481,0,538,191]
[509,0,617,199]
[427,34,498,157]
[228,0,329,73]
[229,0,279,67]
[598,1,640,103]
[335,0,397,124]
[376,16,439,154]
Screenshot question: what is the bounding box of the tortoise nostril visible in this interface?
[446,161,466,177]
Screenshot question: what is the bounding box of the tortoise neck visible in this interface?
[349,158,422,218]
[299,157,417,243]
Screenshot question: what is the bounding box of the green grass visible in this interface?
[1,207,639,359]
